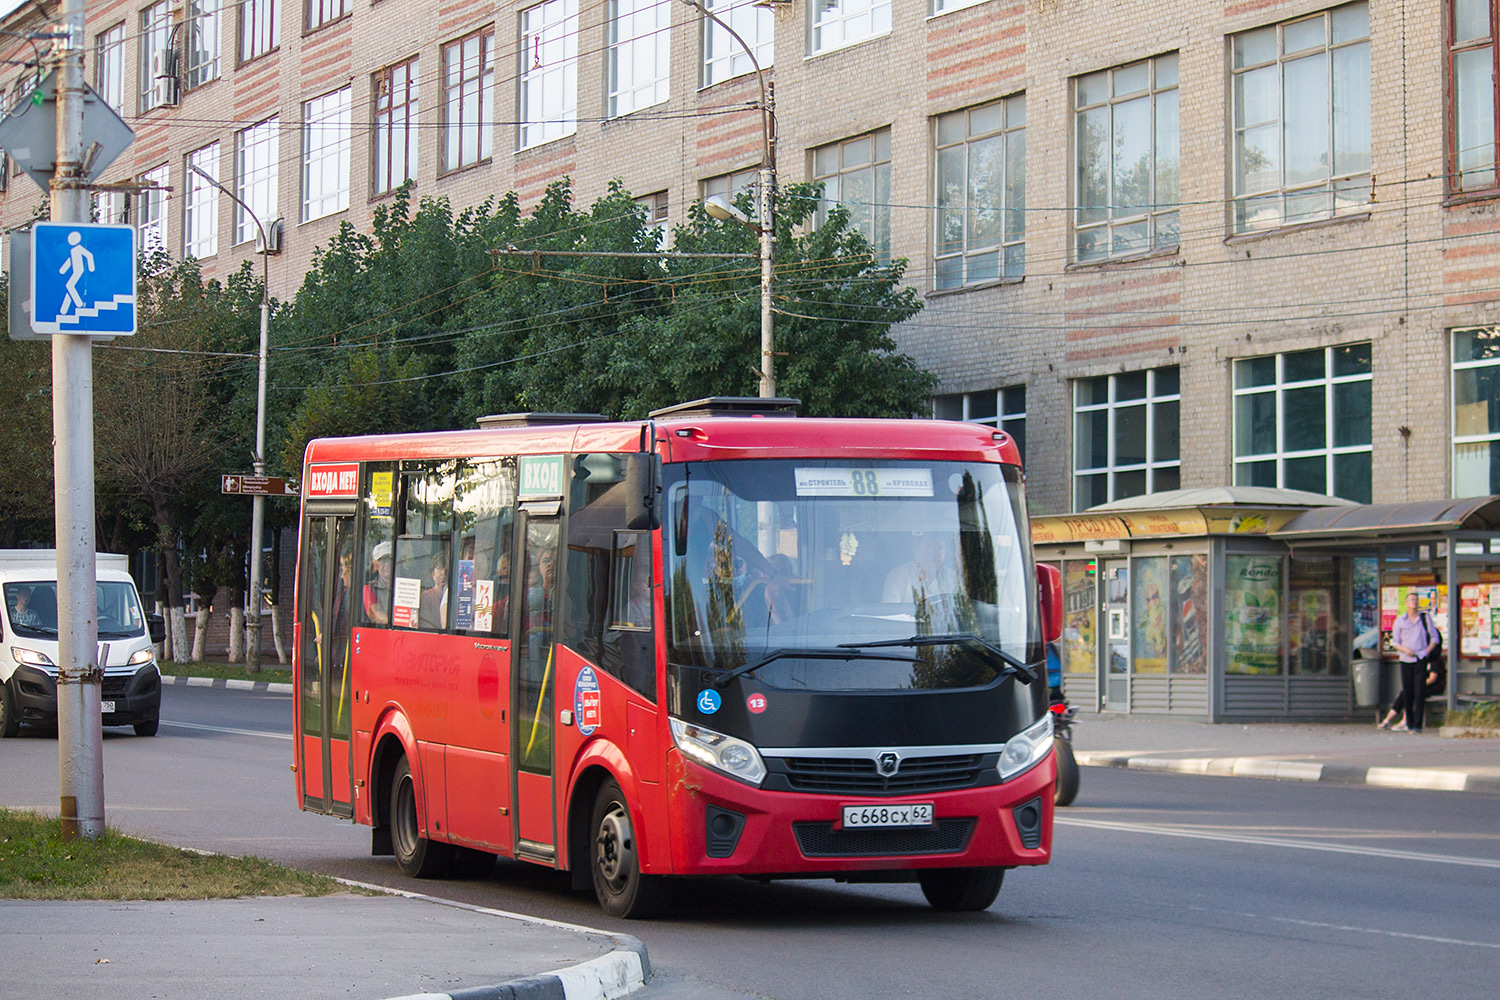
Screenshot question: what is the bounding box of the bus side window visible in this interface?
[606,531,656,700]
[358,462,397,627]
[396,464,456,631]
[455,459,515,637]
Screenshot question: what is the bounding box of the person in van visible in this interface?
[10,586,42,628]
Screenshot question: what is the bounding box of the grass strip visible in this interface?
[0,809,343,901]
[1448,700,1500,733]
[158,661,293,686]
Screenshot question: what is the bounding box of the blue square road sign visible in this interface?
[30,223,136,336]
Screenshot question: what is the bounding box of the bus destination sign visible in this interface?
[306,462,359,498]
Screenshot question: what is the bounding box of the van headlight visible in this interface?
[998,712,1054,781]
[127,648,156,666]
[11,647,55,669]
[670,718,767,786]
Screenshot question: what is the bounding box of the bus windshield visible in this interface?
[663,459,1038,691]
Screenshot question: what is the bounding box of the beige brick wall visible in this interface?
[3,0,1497,517]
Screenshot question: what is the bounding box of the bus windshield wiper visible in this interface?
[838,633,1040,685]
[712,646,920,690]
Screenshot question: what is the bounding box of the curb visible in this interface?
[1075,751,1500,794]
[327,879,652,1000]
[163,674,293,695]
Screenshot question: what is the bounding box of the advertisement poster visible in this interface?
[1171,554,1207,674]
[1062,561,1096,675]
[369,471,394,516]
[392,577,421,628]
[1458,582,1500,657]
[474,579,494,633]
[455,559,475,630]
[1225,554,1281,674]
[1132,557,1169,673]
[1379,585,1448,655]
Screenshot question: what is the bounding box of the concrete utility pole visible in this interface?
[52,0,104,840]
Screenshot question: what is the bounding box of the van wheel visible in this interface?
[390,757,452,878]
[0,680,19,738]
[133,717,159,737]
[918,867,1004,912]
[590,779,666,918]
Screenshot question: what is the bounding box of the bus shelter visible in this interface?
[1033,488,1500,721]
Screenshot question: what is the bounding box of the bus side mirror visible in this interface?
[624,453,660,531]
[147,612,166,645]
[1036,563,1062,645]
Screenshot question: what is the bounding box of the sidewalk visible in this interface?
[1,882,649,1000]
[1071,715,1500,794]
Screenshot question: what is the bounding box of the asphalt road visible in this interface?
[4,684,1498,1000]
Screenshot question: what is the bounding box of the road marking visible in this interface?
[160,719,292,741]
[1182,906,1500,950]
[1056,816,1500,869]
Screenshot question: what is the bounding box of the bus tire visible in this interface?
[391,756,452,878]
[590,779,666,919]
[1053,736,1079,807]
[0,679,19,738]
[918,866,1004,912]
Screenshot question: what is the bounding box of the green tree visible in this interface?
[0,278,56,546]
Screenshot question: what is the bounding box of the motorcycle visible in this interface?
[1050,696,1079,807]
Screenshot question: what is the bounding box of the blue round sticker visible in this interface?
[696,689,722,714]
[574,666,601,736]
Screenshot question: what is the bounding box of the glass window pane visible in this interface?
[1077,107,1110,224]
[968,391,998,421]
[1284,348,1326,382]
[1455,0,1491,42]
[1455,367,1500,435]
[1455,48,1498,189]
[1076,473,1109,509]
[1155,88,1180,207]
[1001,385,1026,414]
[1154,211,1180,249]
[1283,14,1326,53]
[1113,468,1147,500]
[1237,124,1281,194]
[933,394,963,420]
[1284,454,1327,493]
[1236,458,1278,487]
[1236,391,1279,455]
[1333,381,1371,447]
[1077,409,1110,469]
[1152,464,1181,493]
[1456,326,1500,364]
[1155,52,1179,89]
[1333,451,1372,503]
[1007,93,1025,128]
[1113,61,1148,97]
[1115,404,1147,466]
[1154,399,1180,461]
[1332,43,1371,177]
[968,134,1004,247]
[1284,53,1330,187]
[1236,65,1279,126]
[1077,70,1108,107]
[1115,371,1147,400]
[1332,341,1371,375]
[969,249,1000,283]
[1332,1,1370,43]
[1283,385,1327,451]
[1005,130,1026,243]
[970,102,1005,135]
[1454,441,1500,497]
[1236,355,1276,389]
[1234,26,1277,69]
[1076,375,1110,406]
[1153,365,1180,396]
[1113,96,1152,214]
[937,111,965,147]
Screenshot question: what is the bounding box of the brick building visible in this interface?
[1,0,1498,518]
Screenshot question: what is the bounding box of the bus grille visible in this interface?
[779,754,984,795]
[792,818,975,858]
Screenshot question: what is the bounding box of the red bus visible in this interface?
[293,397,1063,917]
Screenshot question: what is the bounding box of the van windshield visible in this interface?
[4,581,146,640]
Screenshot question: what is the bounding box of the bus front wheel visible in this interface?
[590,779,666,918]
[391,756,451,878]
[918,866,1004,912]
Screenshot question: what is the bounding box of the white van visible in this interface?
[0,550,163,738]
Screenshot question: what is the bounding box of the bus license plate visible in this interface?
[100,701,115,714]
[841,803,934,828]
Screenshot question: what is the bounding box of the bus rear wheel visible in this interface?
[391,756,451,878]
[918,866,1004,912]
[590,779,666,918]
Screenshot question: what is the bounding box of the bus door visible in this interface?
[1102,558,1130,712]
[299,508,357,817]
[511,510,561,862]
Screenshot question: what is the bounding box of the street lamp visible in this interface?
[680,0,777,398]
[189,164,270,673]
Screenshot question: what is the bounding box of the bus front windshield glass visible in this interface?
[663,459,1038,690]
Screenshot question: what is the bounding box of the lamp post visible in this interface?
[680,0,776,399]
[189,165,270,673]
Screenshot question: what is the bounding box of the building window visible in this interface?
[184,144,219,260]
[607,0,670,118]
[93,190,127,225]
[236,118,279,246]
[1452,326,1500,495]
[302,87,351,222]
[96,23,126,114]
[138,2,173,113]
[934,386,1026,461]
[1232,344,1372,502]
[138,164,169,255]
[813,130,891,258]
[1073,367,1180,509]
[1231,2,1371,232]
[636,191,669,247]
[811,0,892,56]
[702,0,774,87]
[186,0,221,90]
[932,0,984,13]
[703,167,761,219]
[374,59,419,194]
[935,94,1026,289]
[241,0,280,63]
[443,29,494,172]
[1075,53,1179,262]
[520,0,577,149]
[307,0,351,32]
[1449,0,1498,194]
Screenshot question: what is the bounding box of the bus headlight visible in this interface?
[670,718,767,786]
[997,712,1054,781]
[11,647,55,669]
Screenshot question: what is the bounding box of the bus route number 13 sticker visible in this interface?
[574,666,601,736]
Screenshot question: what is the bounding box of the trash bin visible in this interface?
[1353,657,1380,707]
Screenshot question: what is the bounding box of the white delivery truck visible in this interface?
[0,550,164,738]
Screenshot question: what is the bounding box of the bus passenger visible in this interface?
[364,541,393,625]
[420,554,449,630]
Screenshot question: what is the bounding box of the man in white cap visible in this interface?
[364,540,394,625]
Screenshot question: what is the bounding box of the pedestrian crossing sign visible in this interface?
[29,223,136,336]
